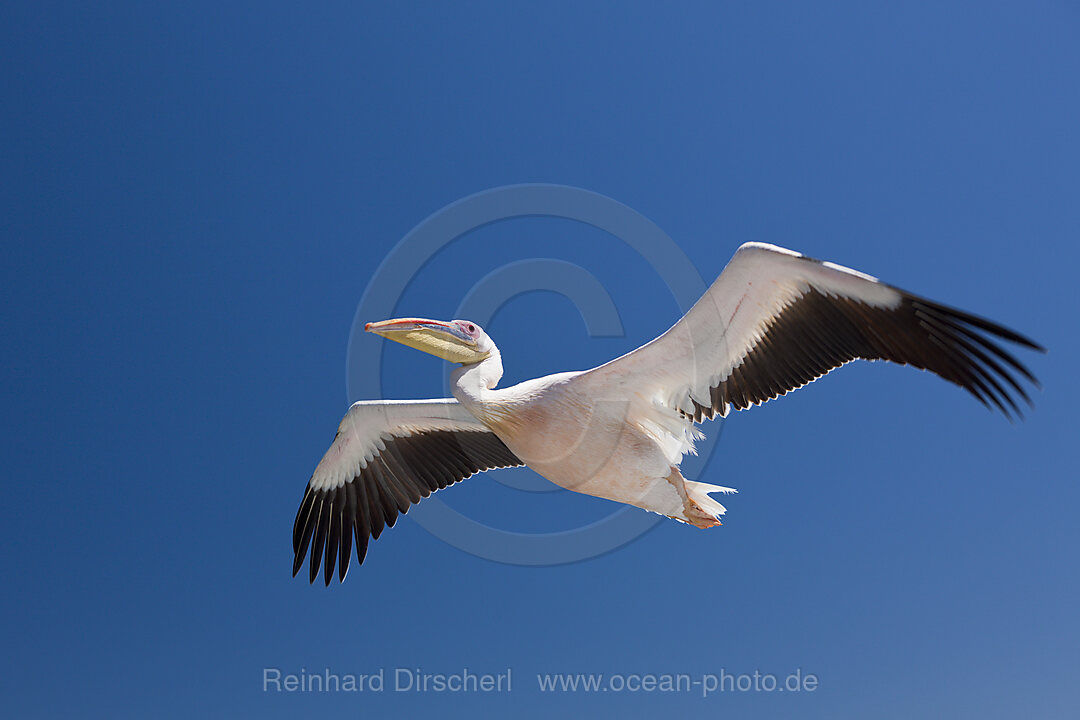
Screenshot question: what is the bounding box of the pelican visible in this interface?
[293,242,1044,584]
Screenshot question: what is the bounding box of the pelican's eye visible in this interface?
[466,323,477,334]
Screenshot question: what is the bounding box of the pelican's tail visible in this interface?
[665,466,737,528]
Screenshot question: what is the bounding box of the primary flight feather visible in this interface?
[293,243,1044,584]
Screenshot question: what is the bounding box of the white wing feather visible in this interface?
[578,242,902,416]
[309,399,492,492]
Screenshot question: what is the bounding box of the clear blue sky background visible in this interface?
[2,2,1078,717]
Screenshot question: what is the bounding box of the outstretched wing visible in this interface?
[292,399,523,584]
[579,242,1044,421]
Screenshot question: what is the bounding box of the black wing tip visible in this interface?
[292,481,370,586]
[912,296,1046,353]
[291,552,355,585]
[1006,333,1046,355]
[909,296,1045,420]
[291,429,525,586]
[1023,338,1048,354]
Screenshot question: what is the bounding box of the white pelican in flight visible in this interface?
[293,243,1043,584]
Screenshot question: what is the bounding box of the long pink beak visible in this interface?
[365,318,451,333]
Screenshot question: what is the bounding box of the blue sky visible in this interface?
[2,1,1078,717]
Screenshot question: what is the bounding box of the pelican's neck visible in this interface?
[450,346,503,410]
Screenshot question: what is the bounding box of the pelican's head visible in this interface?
[364,318,493,365]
